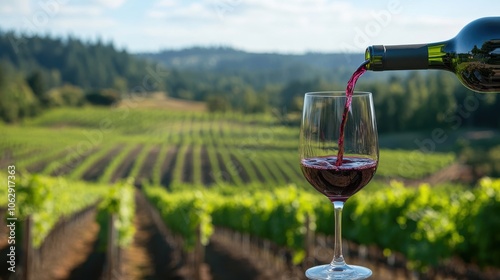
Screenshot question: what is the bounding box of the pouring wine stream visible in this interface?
[336,60,369,166]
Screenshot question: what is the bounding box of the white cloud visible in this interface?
[0,0,32,15]
[2,0,499,53]
[50,17,117,30]
[188,0,365,52]
[147,10,168,19]
[146,1,218,23]
[155,0,177,8]
[93,0,126,9]
[125,0,481,53]
[59,5,103,17]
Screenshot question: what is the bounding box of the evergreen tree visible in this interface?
[27,70,46,100]
[0,68,40,122]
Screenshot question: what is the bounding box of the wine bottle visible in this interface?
[365,17,500,93]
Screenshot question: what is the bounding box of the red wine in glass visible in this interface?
[301,156,377,202]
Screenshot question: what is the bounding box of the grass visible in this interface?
[117,92,207,111]
[377,149,455,179]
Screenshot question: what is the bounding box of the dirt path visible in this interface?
[182,145,193,184]
[0,208,104,280]
[215,152,233,184]
[50,148,99,176]
[275,161,293,183]
[0,150,14,169]
[249,158,266,183]
[110,144,144,183]
[82,145,124,181]
[200,146,214,185]
[27,150,68,173]
[206,233,284,280]
[121,192,156,280]
[31,207,103,280]
[229,154,251,183]
[160,147,179,188]
[54,211,103,280]
[137,189,282,280]
[136,145,161,186]
[122,191,185,280]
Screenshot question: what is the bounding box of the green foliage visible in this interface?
[341,179,500,271]
[279,78,334,112]
[99,177,136,247]
[0,32,153,91]
[143,184,213,249]
[0,69,40,122]
[1,171,137,249]
[12,174,106,248]
[45,84,86,107]
[143,184,315,263]
[211,185,316,264]
[455,178,500,265]
[85,89,121,106]
[95,207,111,253]
[359,71,500,132]
[142,179,500,269]
[142,47,360,88]
[26,70,46,101]
[206,95,231,113]
[457,138,500,178]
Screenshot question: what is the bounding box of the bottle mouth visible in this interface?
[365,46,386,71]
[365,44,429,71]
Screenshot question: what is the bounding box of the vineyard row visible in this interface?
[5,142,306,188]
[143,178,500,272]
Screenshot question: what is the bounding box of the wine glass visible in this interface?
[299,91,379,279]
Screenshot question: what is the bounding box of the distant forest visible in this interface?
[1,31,500,132]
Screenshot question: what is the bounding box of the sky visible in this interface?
[0,0,499,54]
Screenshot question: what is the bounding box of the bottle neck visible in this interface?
[365,41,452,71]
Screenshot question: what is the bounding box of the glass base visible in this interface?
[305,264,372,280]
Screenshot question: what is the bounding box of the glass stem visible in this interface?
[331,201,346,267]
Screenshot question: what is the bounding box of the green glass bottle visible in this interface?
[365,17,500,93]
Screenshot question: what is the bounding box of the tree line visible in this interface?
[1,31,500,133]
